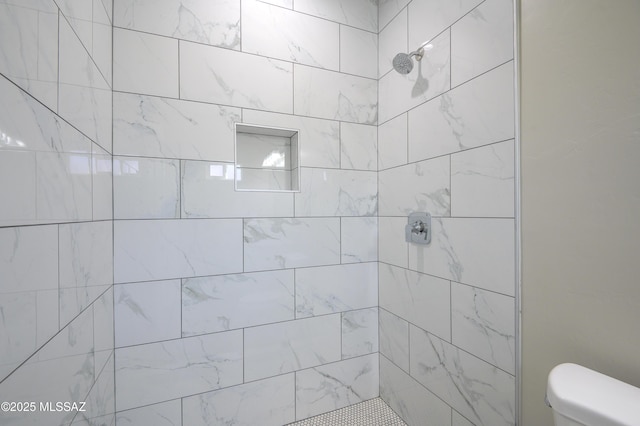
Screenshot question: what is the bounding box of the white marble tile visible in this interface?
[244,315,341,381]
[236,169,294,192]
[113,28,178,97]
[37,289,60,347]
[59,220,113,288]
[378,154,450,217]
[242,111,340,169]
[379,0,411,31]
[72,413,115,426]
[93,287,114,358]
[114,0,240,49]
[115,330,243,411]
[114,219,243,283]
[340,122,377,171]
[76,352,115,424]
[0,0,57,12]
[296,353,379,420]
[182,270,295,336]
[407,0,483,50]
[114,280,181,347]
[341,217,378,263]
[57,0,92,20]
[59,284,110,327]
[378,29,451,124]
[243,218,340,271]
[33,9,59,110]
[342,308,378,359]
[243,0,338,70]
[378,114,407,171]
[182,160,294,218]
[340,25,378,79]
[408,217,515,296]
[0,2,58,110]
[451,140,515,218]
[378,217,408,268]
[116,400,181,426]
[0,347,95,425]
[0,150,37,224]
[58,17,112,151]
[410,326,515,426]
[92,143,113,221]
[37,302,95,359]
[113,92,240,161]
[236,168,293,191]
[113,156,180,219]
[379,308,409,373]
[57,0,93,55]
[295,263,378,318]
[261,0,292,8]
[379,263,451,341]
[92,0,113,87]
[0,308,96,426]
[294,65,377,124]
[183,373,295,426]
[59,264,113,332]
[100,0,112,22]
[408,61,515,162]
[180,41,293,113]
[452,282,516,374]
[453,411,476,426]
[380,355,452,426]
[0,225,58,293]
[93,2,111,30]
[294,0,377,32]
[58,83,113,153]
[0,73,91,154]
[36,151,93,222]
[378,7,407,78]
[0,76,102,225]
[295,168,377,216]
[451,0,514,86]
[0,290,56,380]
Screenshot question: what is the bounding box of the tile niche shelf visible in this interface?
[234,123,300,192]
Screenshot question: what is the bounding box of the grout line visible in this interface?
[56,9,60,116]
[450,280,453,344]
[177,40,181,99]
[242,327,245,383]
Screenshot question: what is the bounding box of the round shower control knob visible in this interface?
[411,221,425,234]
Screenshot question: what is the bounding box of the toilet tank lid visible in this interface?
[546,363,640,426]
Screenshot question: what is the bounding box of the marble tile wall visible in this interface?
[378,0,516,425]
[0,1,114,425]
[1,1,518,425]
[111,0,378,424]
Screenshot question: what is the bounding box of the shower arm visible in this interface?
[409,40,433,61]
[409,47,425,61]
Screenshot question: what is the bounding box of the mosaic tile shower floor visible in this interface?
[287,398,407,426]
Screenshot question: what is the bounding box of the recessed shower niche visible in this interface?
[234,123,300,192]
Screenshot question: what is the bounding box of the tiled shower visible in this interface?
[0,0,516,425]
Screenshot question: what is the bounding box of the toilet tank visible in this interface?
[546,363,640,426]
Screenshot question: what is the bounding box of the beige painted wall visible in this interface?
[520,0,640,424]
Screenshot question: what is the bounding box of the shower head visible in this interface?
[392,52,415,75]
[392,47,424,74]
[392,42,432,74]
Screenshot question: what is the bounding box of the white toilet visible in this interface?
[546,363,640,426]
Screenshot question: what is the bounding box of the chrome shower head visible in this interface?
[392,43,431,74]
[392,52,415,74]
